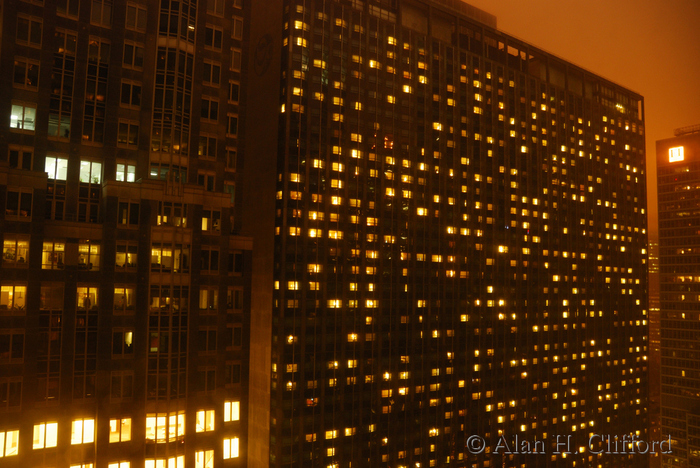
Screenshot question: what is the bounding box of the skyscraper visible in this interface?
[258,1,649,467]
[657,125,700,468]
[1,0,249,466]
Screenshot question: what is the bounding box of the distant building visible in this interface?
[657,124,700,468]
[249,1,650,467]
[1,0,249,466]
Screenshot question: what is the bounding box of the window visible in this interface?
[204,26,223,49]
[0,331,24,363]
[227,251,243,274]
[57,0,80,17]
[16,16,42,46]
[91,0,112,27]
[226,148,237,171]
[229,82,240,103]
[195,450,214,468]
[226,325,242,348]
[0,285,26,312]
[78,241,100,270]
[200,248,219,273]
[224,182,235,204]
[110,371,133,400]
[198,328,217,353]
[71,418,95,444]
[203,61,221,86]
[223,437,240,459]
[5,189,32,219]
[10,103,36,131]
[201,97,219,121]
[231,48,242,71]
[227,115,238,136]
[195,410,215,432]
[0,379,22,410]
[42,241,66,269]
[3,236,29,266]
[226,288,242,310]
[117,121,139,147]
[108,463,130,468]
[117,201,140,226]
[198,172,215,192]
[45,156,68,180]
[13,58,39,89]
[113,287,135,312]
[150,243,190,273]
[120,81,142,108]
[79,160,102,184]
[115,245,137,269]
[224,400,240,422]
[116,163,136,182]
[112,329,133,355]
[196,368,216,393]
[125,3,146,31]
[198,134,217,158]
[0,430,20,457]
[201,209,221,232]
[225,362,241,385]
[149,285,188,315]
[84,38,109,143]
[199,287,218,311]
[157,202,187,227]
[145,411,184,443]
[33,422,58,449]
[232,17,243,40]
[146,458,183,468]
[206,0,223,15]
[109,418,132,443]
[9,147,32,170]
[76,286,99,310]
[123,42,144,69]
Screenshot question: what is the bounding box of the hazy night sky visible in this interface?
[463,0,700,240]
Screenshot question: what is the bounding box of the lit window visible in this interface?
[0,430,19,457]
[71,418,95,444]
[109,418,132,443]
[195,450,214,468]
[10,103,36,131]
[108,463,130,468]
[33,422,58,449]
[223,437,239,459]
[116,163,136,182]
[79,160,102,184]
[224,401,240,422]
[196,410,215,432]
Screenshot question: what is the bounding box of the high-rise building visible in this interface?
[255,1,649,467]
[1,0,250,467]
[657,125,700,468]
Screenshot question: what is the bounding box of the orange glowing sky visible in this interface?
[464,0,700,240]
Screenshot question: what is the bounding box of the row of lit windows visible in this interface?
[0,403,239,458]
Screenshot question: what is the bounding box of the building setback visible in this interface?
[1,0,250,467]
[260,1,649,467]
[657,125,700,468]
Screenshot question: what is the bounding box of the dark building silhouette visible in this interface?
[252,1,650,467]
[1,0,249,467]
[657,125,700,468]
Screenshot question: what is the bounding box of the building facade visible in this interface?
[1,0,250,467]
[657,125,700,468]
[265,1,649,467]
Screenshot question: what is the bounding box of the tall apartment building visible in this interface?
[657,125,700,468]
[1,0,250,467]
[252,1,650,467]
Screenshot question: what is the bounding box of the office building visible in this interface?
[1,0,249,467]
[254,1,650,467]
[657,125,700,468]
